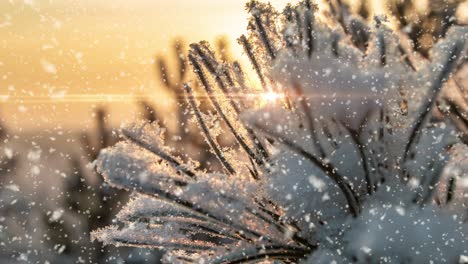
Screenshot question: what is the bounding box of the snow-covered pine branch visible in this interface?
[92,1,468,263]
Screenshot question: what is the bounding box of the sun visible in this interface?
[262,92,284,103]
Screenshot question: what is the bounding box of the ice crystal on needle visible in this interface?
[92,1,468,263]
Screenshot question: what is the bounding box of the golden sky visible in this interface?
[0,0,297,131]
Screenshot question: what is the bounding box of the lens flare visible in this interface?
[262,92,284,103]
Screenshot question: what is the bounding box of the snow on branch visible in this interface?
[93,1,468,263]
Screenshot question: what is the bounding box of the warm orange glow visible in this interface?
[0,0,299,130]
[4,0,462,131]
